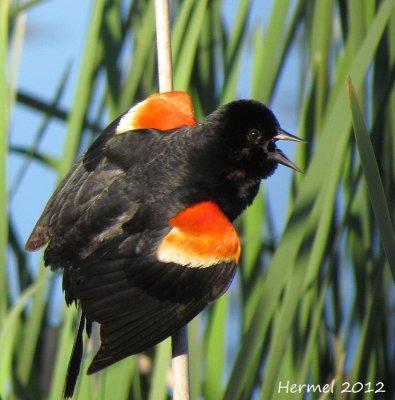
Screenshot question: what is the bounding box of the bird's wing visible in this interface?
[66,201,240,373]
[26,91,196,253]
[25,130,130,254]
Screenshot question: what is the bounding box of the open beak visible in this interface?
[274,129,306,143]
[269,129,305,173]
[269,148,302,173]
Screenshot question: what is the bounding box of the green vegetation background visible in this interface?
[1,0,394,399]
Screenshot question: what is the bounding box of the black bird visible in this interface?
[26,91,303,397]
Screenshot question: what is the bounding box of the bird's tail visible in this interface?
[63,310,87,399]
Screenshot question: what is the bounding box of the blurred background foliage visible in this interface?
[1,0,395,399]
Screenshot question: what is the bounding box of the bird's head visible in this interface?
[201,100,303,180]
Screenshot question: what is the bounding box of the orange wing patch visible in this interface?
[157,201,241,268]
[116,91,196,134]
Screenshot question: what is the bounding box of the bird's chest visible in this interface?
[215,179,260,221]
[138,157,260,224]
[178,172,260,222]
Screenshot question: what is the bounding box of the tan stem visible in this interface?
[154,1,190,399]
[155,0,173,92]
[171,326,190,400]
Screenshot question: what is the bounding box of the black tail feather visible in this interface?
[86,318,93,338]
[63,312,85,399]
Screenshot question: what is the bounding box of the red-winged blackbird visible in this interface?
[26,91,302,397]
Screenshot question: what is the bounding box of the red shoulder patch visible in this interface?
[116,91,196,134]
[157,201,241,268]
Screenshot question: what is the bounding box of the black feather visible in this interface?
[63,312,85,399]
[25,98,289,389]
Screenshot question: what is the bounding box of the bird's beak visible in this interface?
[269,148,302,173]
[269,129,305,173]
[274,129,306,143]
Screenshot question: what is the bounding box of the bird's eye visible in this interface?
[248,129,260,143]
